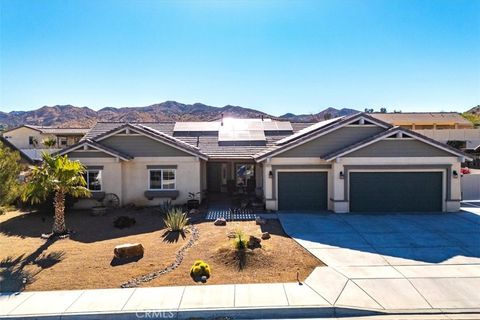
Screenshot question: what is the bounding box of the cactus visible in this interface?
[190,260,211,281]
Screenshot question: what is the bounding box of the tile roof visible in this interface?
[82,121,313,159]
[26,125,90,135]
[370,112,473,126]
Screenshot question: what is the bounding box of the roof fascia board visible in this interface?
[2,125,43,134]
[57,141,131,161]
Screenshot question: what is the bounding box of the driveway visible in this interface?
[279,209,480,311]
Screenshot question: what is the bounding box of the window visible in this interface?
[149,169,176,190]
[28,136,36,146]
[83,170,102,191]
[58,137,68,147]
[235,164,255,188]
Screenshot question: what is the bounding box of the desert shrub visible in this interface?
[114,216,136,229]
[0,142,24,207]
[232,229,248,250]
[190,260,211,281]
[164,208,189,232]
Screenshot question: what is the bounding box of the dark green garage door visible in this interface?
[278,172,328,211]
[350,172,443,212]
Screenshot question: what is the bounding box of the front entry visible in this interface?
[277,171,328,211]
[207,163,222,193]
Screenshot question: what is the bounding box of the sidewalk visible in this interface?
[2,268,480,319]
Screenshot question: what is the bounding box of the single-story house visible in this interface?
[57,113,472,213]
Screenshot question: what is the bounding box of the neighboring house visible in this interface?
[57,113,471,213]
[371,112,480,168]
[1,125,90,162]
[2,125,90,149]
[370,112,474,130]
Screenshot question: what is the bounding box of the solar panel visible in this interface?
[173,122,221,132]
[218,129,266,142]
[262,121,293,131]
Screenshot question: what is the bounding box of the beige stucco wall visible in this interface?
[2,127,54,149]
[69,155,202,208]
[67,157,122,209]
[121,156,201,206]
[262,156,462,213]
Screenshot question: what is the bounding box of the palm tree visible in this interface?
[23,153,90,235]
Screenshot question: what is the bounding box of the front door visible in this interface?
[207,163,222,193]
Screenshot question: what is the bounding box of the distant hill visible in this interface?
[279,107,359,122]
[462,105,480,127]
[0,101,360,129]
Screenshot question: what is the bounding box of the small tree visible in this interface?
[0,141,24,208]
[23,153,90,235]
[42,137,57,148]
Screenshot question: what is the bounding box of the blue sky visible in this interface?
[0,0,479,115]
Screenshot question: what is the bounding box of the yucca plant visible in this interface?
[163,208,189,232]
[232,229,248,250]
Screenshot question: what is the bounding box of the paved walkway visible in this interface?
[278,208,480,315]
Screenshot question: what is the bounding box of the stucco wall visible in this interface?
[68,157,123,209]
[68,156,202,208]
[121,156,201,206]
[3,127,53,149]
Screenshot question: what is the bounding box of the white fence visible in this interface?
[461,174,480,200]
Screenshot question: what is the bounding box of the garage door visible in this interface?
[350,172,443,212]
[278,172,328,211]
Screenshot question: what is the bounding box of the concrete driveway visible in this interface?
[279,209,480,311]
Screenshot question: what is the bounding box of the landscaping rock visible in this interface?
[114,243,144,259]
[255,217,267,225]
[113,216,136,229]
[214,218,227,226]
[189,209,200,215]
[248,235,262,249]
[261,232,271,240]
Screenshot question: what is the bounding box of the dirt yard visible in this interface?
[0,208,323,291]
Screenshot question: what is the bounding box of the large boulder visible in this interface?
[247,235,262,249]
[261,232,271,240]
[214,218,227,226]
[255,217,267,225]
[114,243,144,259]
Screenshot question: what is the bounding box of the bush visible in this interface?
[232,230,248,250]
[190,260,211,281]
[163,208,189,232]
[113,216,136,229]
[0,142,24,207]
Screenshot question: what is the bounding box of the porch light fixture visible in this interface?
[269,170,273,178]
[452,170,458,178]
[339,171,345,179]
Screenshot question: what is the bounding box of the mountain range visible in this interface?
[0,101,359,129]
